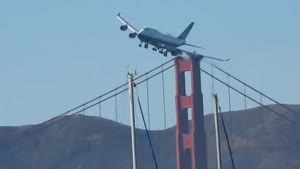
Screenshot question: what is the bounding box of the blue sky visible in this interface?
[0,0,299,127]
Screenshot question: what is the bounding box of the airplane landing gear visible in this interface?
[159,50,164,54]
[163,51,168,57]
[139,42,142,47]
[152,47,157,51]
[144,43,148,49]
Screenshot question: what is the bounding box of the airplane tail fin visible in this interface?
[178,22,194,40]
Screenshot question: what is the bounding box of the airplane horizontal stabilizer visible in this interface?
[202,55,230,62]
[180,49,230,62]
[184,43,205,49]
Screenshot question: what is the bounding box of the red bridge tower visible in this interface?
[175,56,207,169]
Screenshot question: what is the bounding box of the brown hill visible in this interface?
[0,104,300,169]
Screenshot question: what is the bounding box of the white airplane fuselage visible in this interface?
[137,28,185,49]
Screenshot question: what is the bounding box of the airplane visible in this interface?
[116,13,230,62]
[116,13,204,57]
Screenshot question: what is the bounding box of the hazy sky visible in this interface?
[0,0,299,127]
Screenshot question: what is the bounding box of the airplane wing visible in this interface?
[116,13,139,33]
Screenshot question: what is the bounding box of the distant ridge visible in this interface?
[0,104,299,169]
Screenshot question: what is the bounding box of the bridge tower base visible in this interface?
[174,56,207,169]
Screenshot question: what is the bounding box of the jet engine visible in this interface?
[120,25,128,31]
[129,33,137,39]
[171,50,182,56]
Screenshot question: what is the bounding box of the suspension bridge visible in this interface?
[0,56,299,169]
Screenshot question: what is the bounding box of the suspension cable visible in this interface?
[227,75,233,136]
[162,66,167,129]
[201,68,300,128]
[114,89,118,122]
[1,60,175,143]
[134,58,175,81]
[114,91,126,124]
[99,97,102,117]
[2,82,128,139]
[135,64,175,86]
[209,63,300,116]
[260,94,264,132]
[219,107,236,169]
[0,88,129,143]
[83,104,86,115]
[146,73,151,129]
[243,85,247,110]
[211,65,215,94]
[135,86,159,169]
[227,76,232,112]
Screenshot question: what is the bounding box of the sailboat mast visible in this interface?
[128,73,137,169]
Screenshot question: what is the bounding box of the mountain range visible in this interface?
[0,104,299,169]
